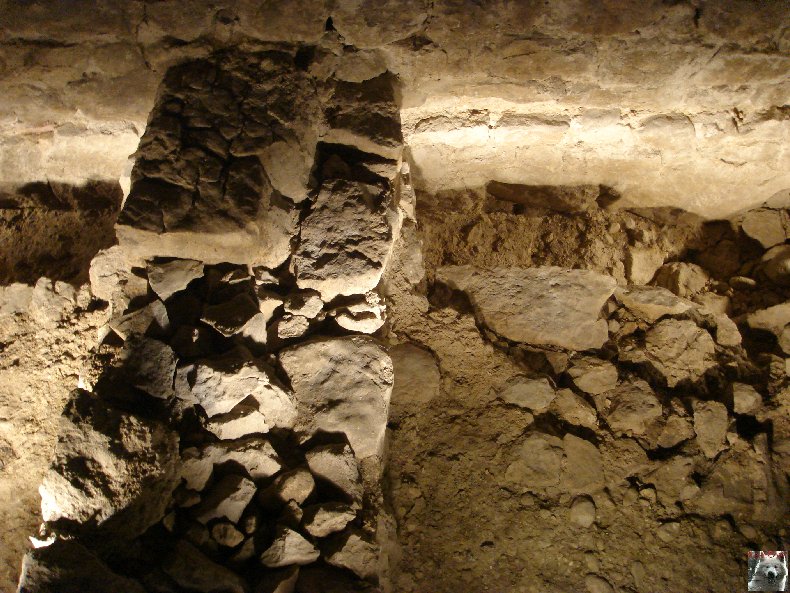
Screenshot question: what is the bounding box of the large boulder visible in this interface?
[17,539,146,593]
[436,266,616,351]
[601,380,663,436]
[38,390,179,538]
[293,179,398,301]
[279,337,393,460]
[163,540,248,593]
[623,319,717,387]
[189,348,297,427]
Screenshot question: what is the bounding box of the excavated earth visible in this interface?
[0,2,789,593]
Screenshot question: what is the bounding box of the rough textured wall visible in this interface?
[0,0,788,214]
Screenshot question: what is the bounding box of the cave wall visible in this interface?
[0,2,788,593]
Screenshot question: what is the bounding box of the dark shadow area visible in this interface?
[0,180,122,286]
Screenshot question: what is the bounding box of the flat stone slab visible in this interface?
[436,266,616,351]
[279,336,393,459]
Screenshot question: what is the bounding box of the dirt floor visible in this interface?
[381,186,789,593]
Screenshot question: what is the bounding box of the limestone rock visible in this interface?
[653,262,709,297]
[261,468,315,506]
[163,540,247,593]
[279,337,393,459]
[389,343,440,416]
[212,522,245,548]
[324,529,380,581]
[693,401,728,459]
[733,383,762,415]
[39,390,179,538]
[711,312,742,347]
[255,566,299,593]
[276,314,311,339]
[436,266,616,351]
[616,285,694,322]
[585,574,615,593]
[486,181,600,213]
[748,302,790,353]
[626,246,664,285]
[202,293,261,337]
[553,389,597,430]
[561,434,604,494]
[657,415,695,448]
[499,376,556,411]
[602,380,662,436]
[762,245,790,286]
[294,179,396,301]
[333,293,387,334]
[181,438,282,491]
[569,496,596,528]
[194,474,256,524]
[741,208,787,249]
[109,300,170,340]
[190,349,296,426]
[302,503,357,538]
[147,258,204,300]
[205,404,270,440]
[504,434,563,492]
[567,358,618,396]
[121,336,177,399]
[17,539,146,593]
[305,443,363,502]
[636,319,717,387]
[283,290,323,319]
[260,527,320,568]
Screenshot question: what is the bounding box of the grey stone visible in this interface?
[283,290,323,319]
[163,540,247,593]
[504,434,564,492]
[280,337,393,459]
[194,474,256,524]
[294,179,397,301]
[39,390,179,538]
[202,293,261,337]
[324,529,380,581]
[561,434,604,494]
[569,496,596,528]
[693,400,728,459]
[741,208,787,249]
[616,285,694,322]
[567,357,618,396]
[437,266,616,351]
[603,380,662,436]
[121,335,177,399]
[552,389,597,429]
[17,539,147,593]
[259,527,320,568]
[305,443,364,502]
[211,522,245,548]
[276,314,311,339]
[585,574,614,593]
[657,415,695,448]
[260,468,315,506]
[653,262,709,297]
[302,503,357,538]
[190,349,296,427]
[205,403,270,440]
[637,319,717,387]
[147,258,204,299]
[733,383,762,415]
[499,376,555,411]
[180,438,283,491]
